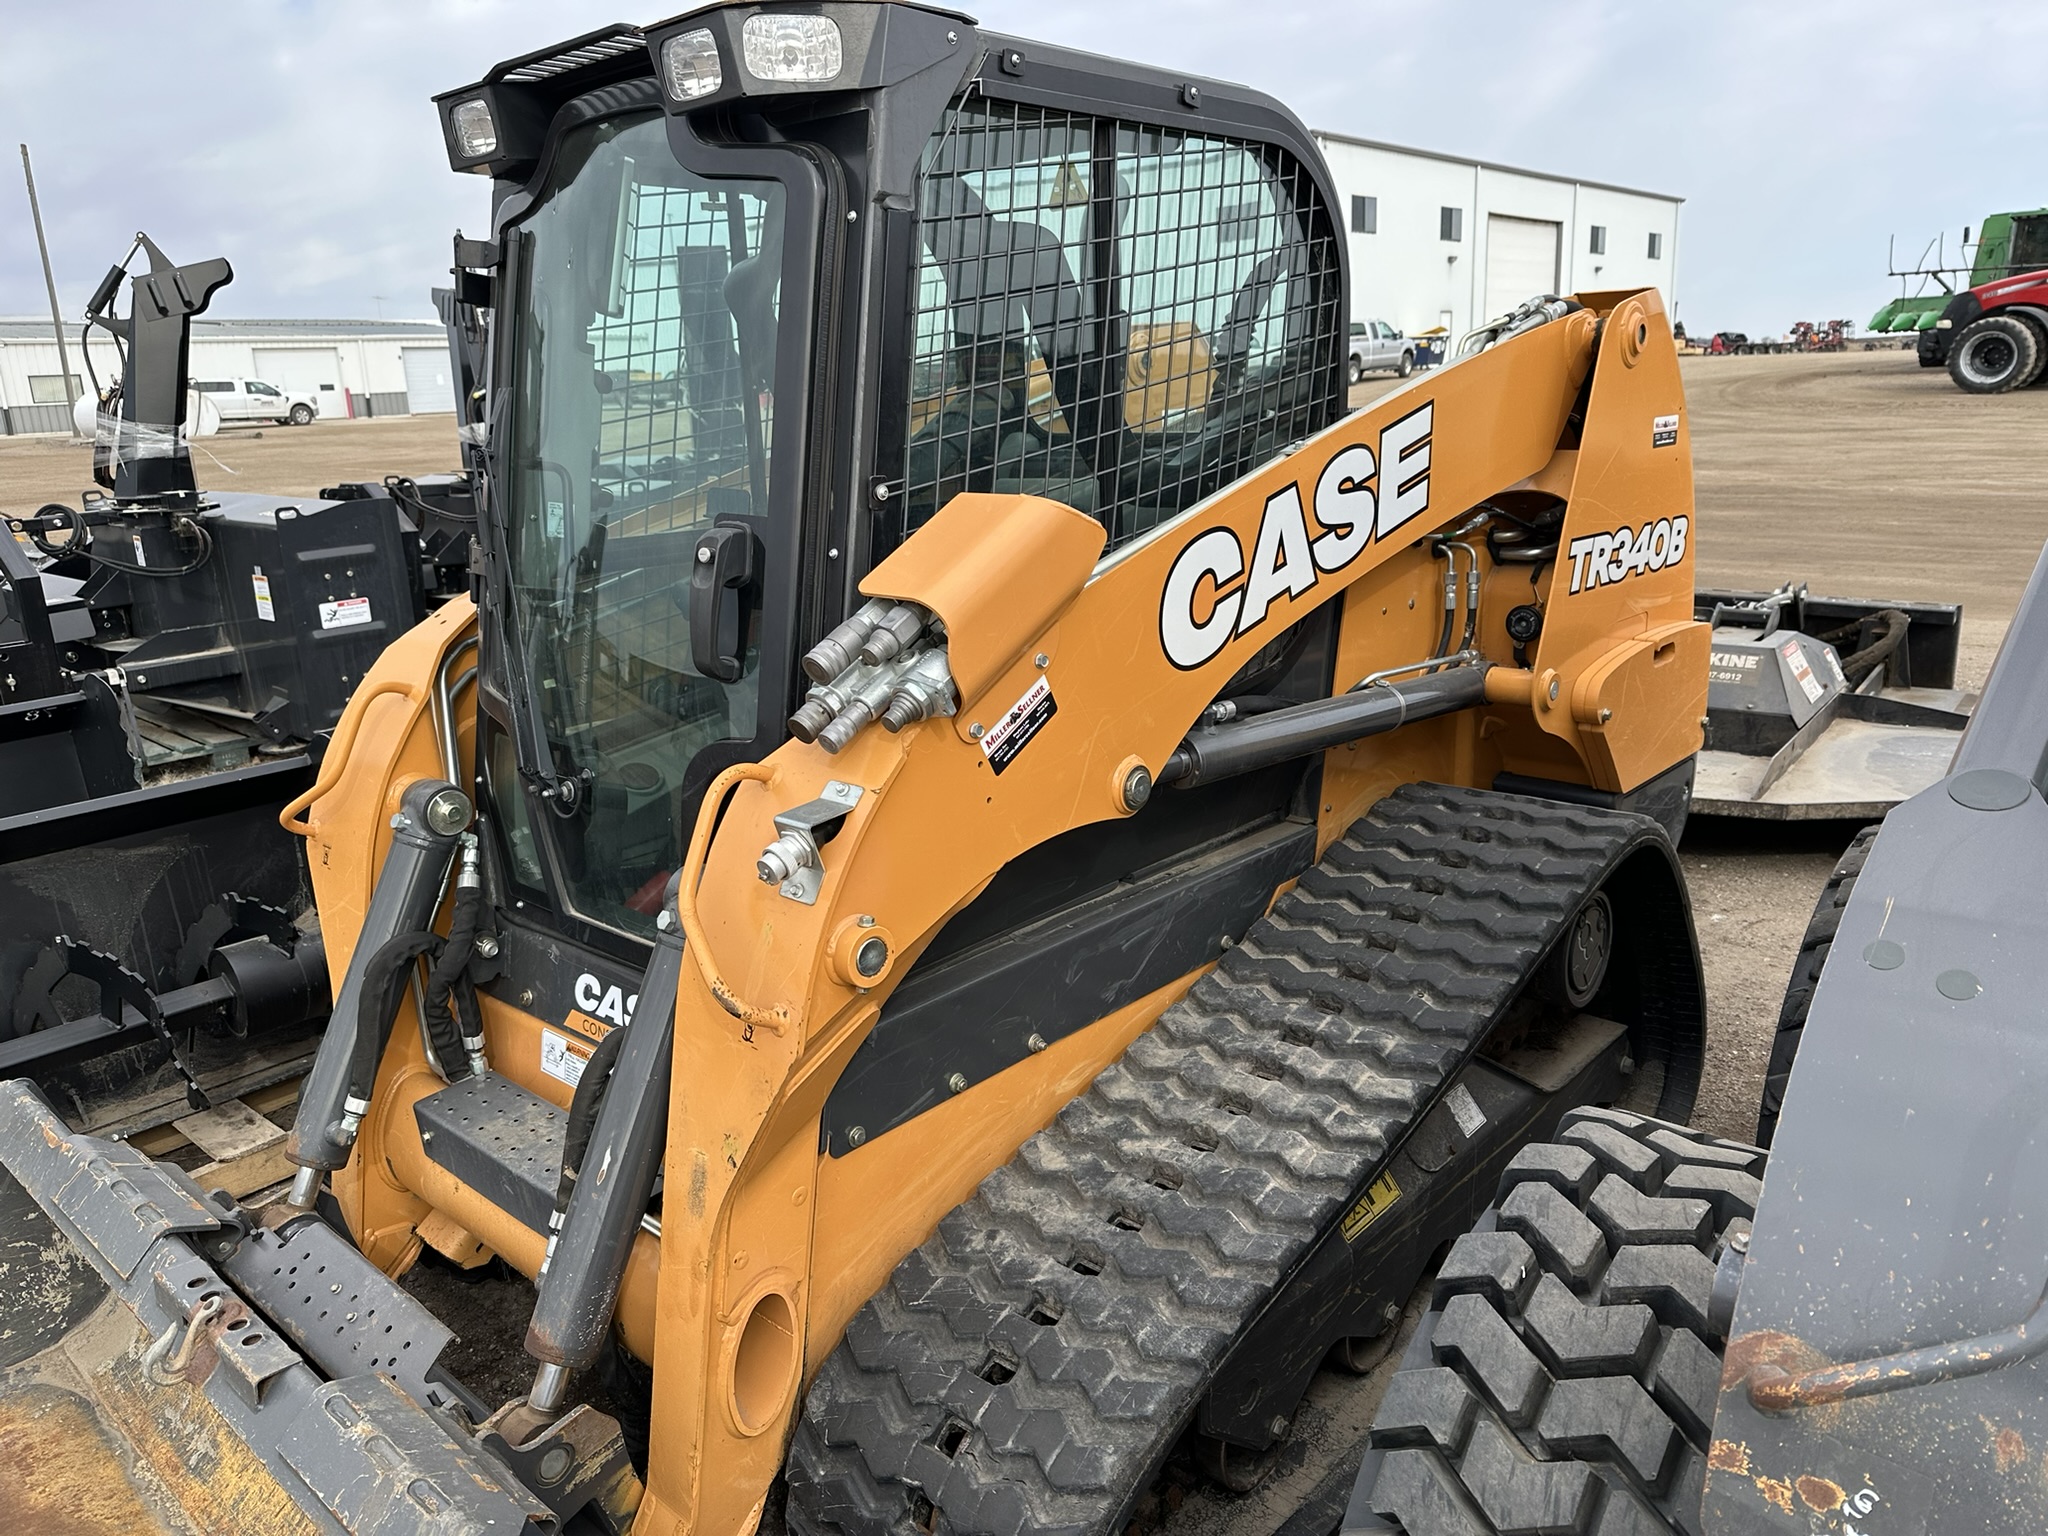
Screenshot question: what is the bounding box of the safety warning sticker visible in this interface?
[319,595,373,630]
[982,674,1056,776]
[1341,1171,1403,1242]
[1652,413,1680,448]
[540,1010,612,1087]
[1782,639,1825,703]
[251,569,276,622]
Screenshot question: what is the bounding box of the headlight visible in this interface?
[662,28,724,101]
[450,98,498,158]
[741,14,843,84]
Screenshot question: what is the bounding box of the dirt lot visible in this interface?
[7,356,2028,1144]
[0,413,462,521]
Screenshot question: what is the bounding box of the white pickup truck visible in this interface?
[1347,319,1416,383]
[191,376,319,426]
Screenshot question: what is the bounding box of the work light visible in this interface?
[741,14,843,84]
[662,28,723,101]
[449,99,498,159]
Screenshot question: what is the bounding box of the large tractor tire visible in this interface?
[1754,825,1878,1147]
[787,785,1705,1536]
[1351,1108,1763,1536]
[1947,314,2046,393]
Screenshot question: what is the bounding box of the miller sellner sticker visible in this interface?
[982,675,1057,776]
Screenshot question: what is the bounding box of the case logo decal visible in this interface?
[1160,402,1434,670]
[573,971,638,1027]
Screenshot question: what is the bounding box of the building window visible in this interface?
[1588,225,1607,256]
[1440,206,1463,243]
[1351,195,1377,235]
[27,373,81,405]
[1647,231,1663,260]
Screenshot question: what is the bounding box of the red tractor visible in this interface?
[1920,267,2048,391]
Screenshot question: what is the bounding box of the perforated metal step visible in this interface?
[413,1071,565,1234]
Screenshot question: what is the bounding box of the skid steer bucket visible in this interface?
[0,1078,637,1534]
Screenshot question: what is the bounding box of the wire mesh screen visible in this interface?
[890,93,1342,554]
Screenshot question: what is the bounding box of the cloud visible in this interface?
[2,1,2040,331]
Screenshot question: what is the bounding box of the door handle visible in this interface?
[690,522,759,684]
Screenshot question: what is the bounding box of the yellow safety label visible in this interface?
[1341,1171,1403,1242]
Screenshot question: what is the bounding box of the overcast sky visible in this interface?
[3,1,2041,334]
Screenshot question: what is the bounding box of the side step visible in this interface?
[411,1070,665,1239]
[786,784,1703,1536]
[415,1070,570,1234]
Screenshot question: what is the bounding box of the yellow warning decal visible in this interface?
[1341,1172,1402,1242]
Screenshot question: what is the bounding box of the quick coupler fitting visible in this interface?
[803,598,893,683]
[789,663,879,742]
[856,602,927,667]
[818,698,882,754]
[757,827,818,885]
[881,648,958,731]
[818,661,911,753]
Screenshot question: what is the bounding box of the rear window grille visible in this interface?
[888,93,1342,556]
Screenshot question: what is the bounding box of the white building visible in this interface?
[0,317,457,436]
[1311,132,1683,342]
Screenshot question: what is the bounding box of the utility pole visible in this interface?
[19,143,82,437]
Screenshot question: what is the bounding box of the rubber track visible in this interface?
[788,785,1657,1536]
[1755,824,1876,1146]
[1354,1107,1765,1536]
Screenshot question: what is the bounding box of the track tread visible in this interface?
[788,785,1667,1536]
[1357,1108,1761,1534]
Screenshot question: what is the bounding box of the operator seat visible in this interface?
[902,178,1102,533]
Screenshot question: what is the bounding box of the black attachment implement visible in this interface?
[83,232,233,504]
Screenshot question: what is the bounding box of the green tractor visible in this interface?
[1870,208,2048,334]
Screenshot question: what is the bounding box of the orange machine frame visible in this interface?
[292,287,1702,1536]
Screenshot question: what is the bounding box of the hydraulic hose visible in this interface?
[1831,608,1910,688]
[352,930,440,1105]
[546,1023,628,1250]
[419,885,483,1081]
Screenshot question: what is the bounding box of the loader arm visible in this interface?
[629,292,1702,1534]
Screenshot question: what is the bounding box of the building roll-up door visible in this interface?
[254,347,346,418]
[1483,216,1561,323]
[401,346,456,414]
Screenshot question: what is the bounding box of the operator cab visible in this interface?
[433,6,1344,952]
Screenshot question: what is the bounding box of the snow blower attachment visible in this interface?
[0,232,473,1128]
[0,8,1720,1533]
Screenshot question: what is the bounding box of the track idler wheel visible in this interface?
[1540,889,1614,1011]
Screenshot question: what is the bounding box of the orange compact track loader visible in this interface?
[0,8,1710,1534]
